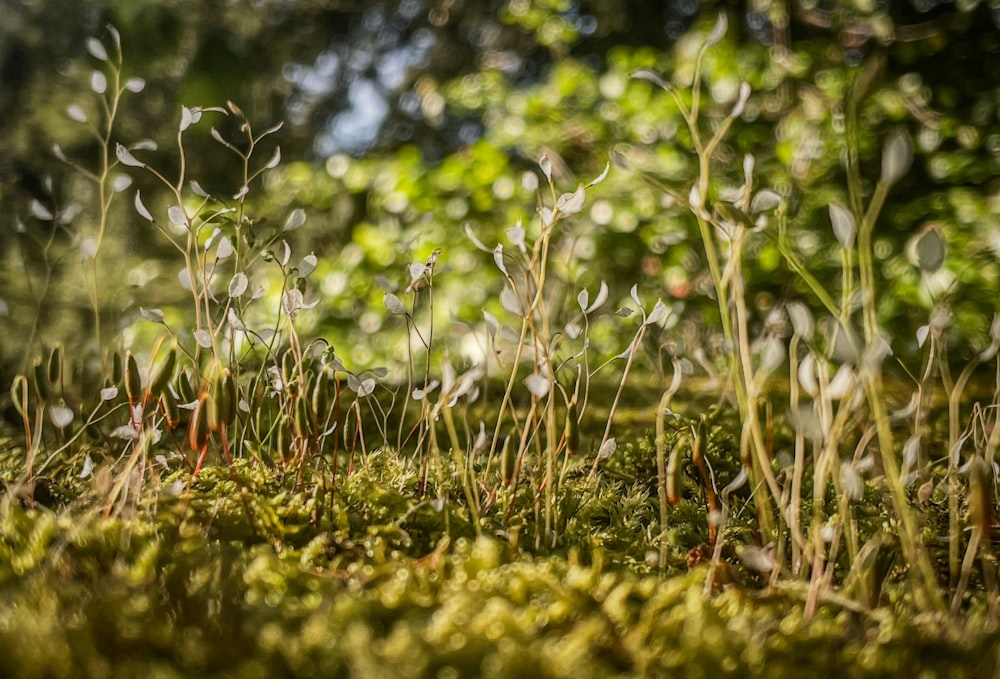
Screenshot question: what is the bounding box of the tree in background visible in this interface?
[1,0,999,381]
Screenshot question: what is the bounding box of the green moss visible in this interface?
[2,445,999,678]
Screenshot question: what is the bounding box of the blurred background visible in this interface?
[2,0,1000,385]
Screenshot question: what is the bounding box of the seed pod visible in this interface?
[299,369,313,403]
[147,342,177,400]
[32,359,49,402]
[970,457,995,536]
[312,368,330,422]
[207,370,233,432]
[160,389,180,429]
[47,344,63,386]
[692,419,706,466]
[564,400,579,456]
[124,352,142,404]
[223,370,237,424]
[176,369,197,403]
[500,437,516,486]
[281,350,297,390]
[293,394,311,439]
[189,394,210,451]
[666,444,683,505]
[111,351,124,385]
[275,418,292,461]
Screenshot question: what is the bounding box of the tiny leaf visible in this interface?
[112,174,132,192]
[645,299,669,326]
[556,186,586,215]
[115,143,144,167]
[539,154,552,182]
[90,71,107,94]
[211,127,229,147]
[67,104,87,123]
[758,336,786,375]
[134,191,153,221]
[786,301,814,340]
[228,307,247,331]
[525,373,549,399]
[86,38,108,61]
[493,244,508,276]
[483,310,499,334]
[917,324,931,347]
[229,272,248,298]
[30,200,53,221]
[914,227,945,273]
[357,377,376,397]
[107,25,121,51]
[464,223,492,252]
[384,292,407,315]
[140,307,165,323]
[750,189,781,214]
[111,425,139,440]
[731,81,751,117]
[597,437,617,460]
[80,238,98,261]
[264,146,281,169]
[881,130,913,186]
[299,252,318,277]
[507,224,525,248]
[588,281,609,314]
[167,206,187,226]
[829,202,856,249]
[500,287,522,316]
[194,329,213,348]
[49,405,75,429]
[284,208,306,231]
[587,162,610,188]
[217,236,234,259]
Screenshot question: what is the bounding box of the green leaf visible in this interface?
[914,227,945,273]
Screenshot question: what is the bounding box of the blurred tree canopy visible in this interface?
[2,0,1000,378]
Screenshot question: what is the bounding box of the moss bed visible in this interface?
[2,441,999,678]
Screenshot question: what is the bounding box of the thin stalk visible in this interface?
[655,360,684,571]
[856,179,944,611]
[441,404,481,535]
[788,334,806,575]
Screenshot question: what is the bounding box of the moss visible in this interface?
[2,458,1000,678]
